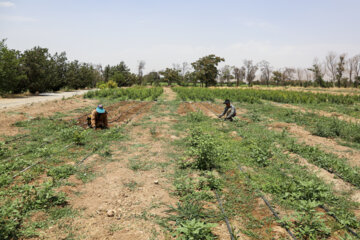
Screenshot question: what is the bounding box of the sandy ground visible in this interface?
[0,95,97,137]
[0,90,92,110]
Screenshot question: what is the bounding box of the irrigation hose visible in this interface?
[4,134,30,144]
[12,142,74,179]
[321,205,360,239]
[237,165,298,240]
[214,190,237,240]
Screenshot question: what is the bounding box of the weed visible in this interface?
[123,180,140,191]
[175,219,217,240]
[47,165,76,181]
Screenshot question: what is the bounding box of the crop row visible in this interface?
[84,86,163,100]
[177,110,360,239]
[173,87,360,104]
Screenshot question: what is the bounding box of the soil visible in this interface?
[0,95,97,138]
[268,122,360,168]
[177,102,195,115]
[39,91,233,239]
[76,101,153,128]
[162,87,177,101]
[270,101,360,124]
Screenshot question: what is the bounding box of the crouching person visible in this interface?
[218,99,236,121]
[89,104,108,129]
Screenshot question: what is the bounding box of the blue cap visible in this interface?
[96,104,105,114]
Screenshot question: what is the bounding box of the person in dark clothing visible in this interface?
[87,104,108,129]
[218,99,236,121]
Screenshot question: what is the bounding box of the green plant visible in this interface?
[175,219,217,240]
[47,164,76,181]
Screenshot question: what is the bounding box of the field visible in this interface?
[1,86,360,240]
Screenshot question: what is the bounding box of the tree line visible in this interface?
[1,39,360,94]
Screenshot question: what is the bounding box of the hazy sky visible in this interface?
[1,0,359,73]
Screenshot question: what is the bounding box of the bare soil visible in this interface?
[268,122,360,167]
[177,102,195,115]
[0,95,97,138]
[163,87,177,101]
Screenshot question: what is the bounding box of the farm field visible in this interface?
[1,87,360,240]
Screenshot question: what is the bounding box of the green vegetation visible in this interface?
[84,86,163,101]
[174,87,360,104]
[0,112,125,239]
[170,108,360,239]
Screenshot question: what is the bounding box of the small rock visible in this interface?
[154,180,159,185]
[97,194,101,197]
[107,210,116,217]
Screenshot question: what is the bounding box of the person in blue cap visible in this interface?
[89,104,108,129]
[218,99,236,121]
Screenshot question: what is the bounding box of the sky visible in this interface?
[0,0,359,73]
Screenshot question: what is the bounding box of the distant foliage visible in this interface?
[0,39,100,95]
[84,87,163,101]
[173,87,360,104]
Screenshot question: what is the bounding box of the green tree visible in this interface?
[144,71,160,86]
[308,63,325,87]
[103,65,110,82]
[109,61,133,86]
[272,71,283,86]
[336,54,346,87]
[49,52,68,91]
[22,46,53,93]
[109,72,125,86]
[0,40,27,94]
[191,54,224,87]
[159,68,181,86]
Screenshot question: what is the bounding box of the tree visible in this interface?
[233,66,245,87]
[137,60,146,85]
[191,54,224,87]
[283,68,295,82]
[159,68,181,86]
[308,62,325,87]
[347,55,360,87]
[354,55,360,88]
[336,54,346,87]
[0,39,27,94]
[220,65,233,86]
[49,51,68,91]
[144,71,160,86]
[325,52,337,86]
[272,71,283,86]
[103,65,110,82]
[22,46,53,93]
[259,60,272,86]
[243,60,258,87]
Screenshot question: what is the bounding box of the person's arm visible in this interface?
[219,106,228,118]
[91,110,97,128]
[225,105,235,119]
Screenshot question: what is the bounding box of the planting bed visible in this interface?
[2,86,360,240]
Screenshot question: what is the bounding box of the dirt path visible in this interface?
[270,101,360,124]
[0,95,97,137]
[0,90,92,110]
[162,87,177,101]
[268,122,360,168]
